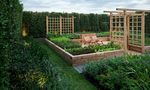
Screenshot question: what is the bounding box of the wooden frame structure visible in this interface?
[104,8,150,53]
[46,16,74,35]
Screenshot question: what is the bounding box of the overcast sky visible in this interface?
[21,0,150,14]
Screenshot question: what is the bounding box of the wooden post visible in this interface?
[46,16,48,34]
[72,16,74,33]
[141,12,145,53]
[110,12,112,40]
[124,10,128,52]
[127,15,130,48]
[60,16,62,35]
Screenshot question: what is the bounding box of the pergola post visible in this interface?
[60,16,62,35]
[104,8,150,53]
[123,10,128,52]
[141,12,145,53]
[72,16,74,33]
[109,12,113,40]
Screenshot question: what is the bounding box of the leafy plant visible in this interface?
[50,36,81,49]
[10,38,65,90]
[84,55,150,90]
[49,35,121,55]
[96,32,109,37]
[66,47,95,55]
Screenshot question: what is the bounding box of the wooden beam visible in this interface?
[116,8,150,12]
[141,12,145,53]
[60,16,62,35]
[72,16,74,33]
[104,11,123,13]
[110,12,113,40]
[123,10,128,52]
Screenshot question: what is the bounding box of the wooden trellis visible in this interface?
[104,8,150,53]
[46,16,74,35]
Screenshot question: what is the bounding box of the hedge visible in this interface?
[1,0,70,89]
[0,0,22,89]
[23,12,109,38]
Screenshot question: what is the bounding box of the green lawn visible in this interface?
[36,39,96,90]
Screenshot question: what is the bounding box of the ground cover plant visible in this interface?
[83,55,150,90]
[48,34,121,55]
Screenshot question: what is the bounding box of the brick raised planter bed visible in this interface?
[44,38,124,66]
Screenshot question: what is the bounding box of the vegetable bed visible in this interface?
[83,55,150,90]
[48,33,121,55]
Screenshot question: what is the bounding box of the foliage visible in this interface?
[66,47,95,55]
[89,41,121,52]
[50,37,81,49]
[48,33,80,39]
[96,32,109,37]
[48,35,121,55]
[145,36,150,46]
[23,12,109,38]
[145,13,150,35]
[38,40,96,90]
[0,0,22,89]
[23,12,48,38]
[67,42,121,55]
[10,38,63,90]
[1,0,74,89]
[84,55,150,90]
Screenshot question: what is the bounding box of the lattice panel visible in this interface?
[128,15,142,46]
[46,16,74,35]
[111,14,124,44]
[62,17,73,34]
[48,17,60,34]
[105,8,147,53]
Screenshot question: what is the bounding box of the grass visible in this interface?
[36,39,96,90]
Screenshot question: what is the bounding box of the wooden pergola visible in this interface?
[104,8,150,53]
[46,16,74,35]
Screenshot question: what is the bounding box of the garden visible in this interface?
[1,0,150,90]
[48,33,121,55]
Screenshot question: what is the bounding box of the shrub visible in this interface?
[10,38,64,90]
[0,0,22,89]
[23,12,109,38]
[84,55,150,90]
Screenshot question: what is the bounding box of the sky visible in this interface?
[21,0,150,14]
